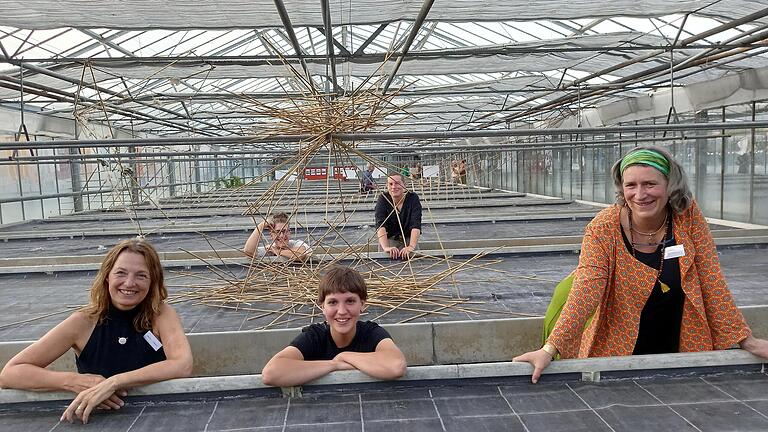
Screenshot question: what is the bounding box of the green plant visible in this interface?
[217,175,244,188]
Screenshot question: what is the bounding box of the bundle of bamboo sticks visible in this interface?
[168,250,531,329]
[102,49,531,328]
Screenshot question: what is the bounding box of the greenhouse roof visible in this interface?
[1,0,768,137]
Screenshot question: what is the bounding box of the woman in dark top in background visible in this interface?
[375,173,423,260]
[0,239,192,424]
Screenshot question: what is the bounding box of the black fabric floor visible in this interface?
[2,369,768,432]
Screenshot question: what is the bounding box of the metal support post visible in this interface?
[168,159,176,197]
[694,110,708,201]
[193,148,202,193]
[68,148,83,212]
[128,145,139,204]
[720,107,726,219]
[749,102,756,223]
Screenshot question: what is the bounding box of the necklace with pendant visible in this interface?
[629,210,667,246]
[628,206,672,293]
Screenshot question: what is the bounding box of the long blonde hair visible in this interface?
[82,239,166,331]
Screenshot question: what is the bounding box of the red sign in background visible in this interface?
[303,166,328,180]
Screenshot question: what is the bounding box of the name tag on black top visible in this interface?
[664,244,685,259]
[143,331,163,351]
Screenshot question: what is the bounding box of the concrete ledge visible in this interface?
[1,350,763,405]
[0,211,600,241]
[433,317,541,364]
[3,306,766,379]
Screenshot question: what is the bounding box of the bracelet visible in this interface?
[541,342,558,359]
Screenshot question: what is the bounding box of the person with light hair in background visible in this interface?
[458,159,467,184]
[450,160,460,183]
[244,212,312,262]
[411,162,423,181]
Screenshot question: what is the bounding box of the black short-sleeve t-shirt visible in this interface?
[289,321,391,360]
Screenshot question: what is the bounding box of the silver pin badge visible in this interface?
[118,337,127,345]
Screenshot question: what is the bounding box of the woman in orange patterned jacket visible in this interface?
[514,146,768,383]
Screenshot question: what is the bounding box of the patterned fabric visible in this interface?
[547,200,750,358]
[542,270,577,347]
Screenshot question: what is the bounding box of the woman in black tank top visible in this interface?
[0,239,192,424]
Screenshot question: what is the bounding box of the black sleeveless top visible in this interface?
[76,306,166,377]
[621,218,685,355]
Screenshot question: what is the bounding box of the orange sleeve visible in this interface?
[688,202,751,349]
[548,216,614,357]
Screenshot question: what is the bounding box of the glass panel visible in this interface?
[722,129,752,222]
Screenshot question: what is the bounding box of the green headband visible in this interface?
[620,149,670,176]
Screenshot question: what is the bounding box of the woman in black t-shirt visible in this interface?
[262,266,406,387]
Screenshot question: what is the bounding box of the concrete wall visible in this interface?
[1,305,766,377]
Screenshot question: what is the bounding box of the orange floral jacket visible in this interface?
[548,201,750,358]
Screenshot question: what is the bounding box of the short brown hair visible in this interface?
[269,212,289,226]
[318,266,367,303]
[82,239,166,332]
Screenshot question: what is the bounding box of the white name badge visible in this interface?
[664,244,685,260]
[143,331,163,351]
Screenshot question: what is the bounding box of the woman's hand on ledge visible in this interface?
[60,375,127,424]
[513,349,553,384]
[740,335,768,359]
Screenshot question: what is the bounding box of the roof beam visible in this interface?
[382,0,436,93]
[353,23,388,56]
[61,30,133,59]
[413,22,437,51]
[0,74,217,135]
[427,25,471,48]
[13,28,71,59]
[2,120,765,150]
[10,30,34,59]
[315,26,352,57]
[549,20,582,36]
[570,18,604,36]
[509,26,768,126]
[0,40,9,60]
[272,0,317,93]
[79,29,135,57]
[207,30,263,57]
[18,60,230,133]
[10,40,754,66]
[320,0,340,94]
[473,7,768,129]
[446,22,496,46]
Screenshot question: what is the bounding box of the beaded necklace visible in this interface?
[628,206,672,293]
[630,211,667,246]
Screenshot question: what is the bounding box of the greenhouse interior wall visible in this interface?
[470,103,768,225]
[1,103,767,226]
